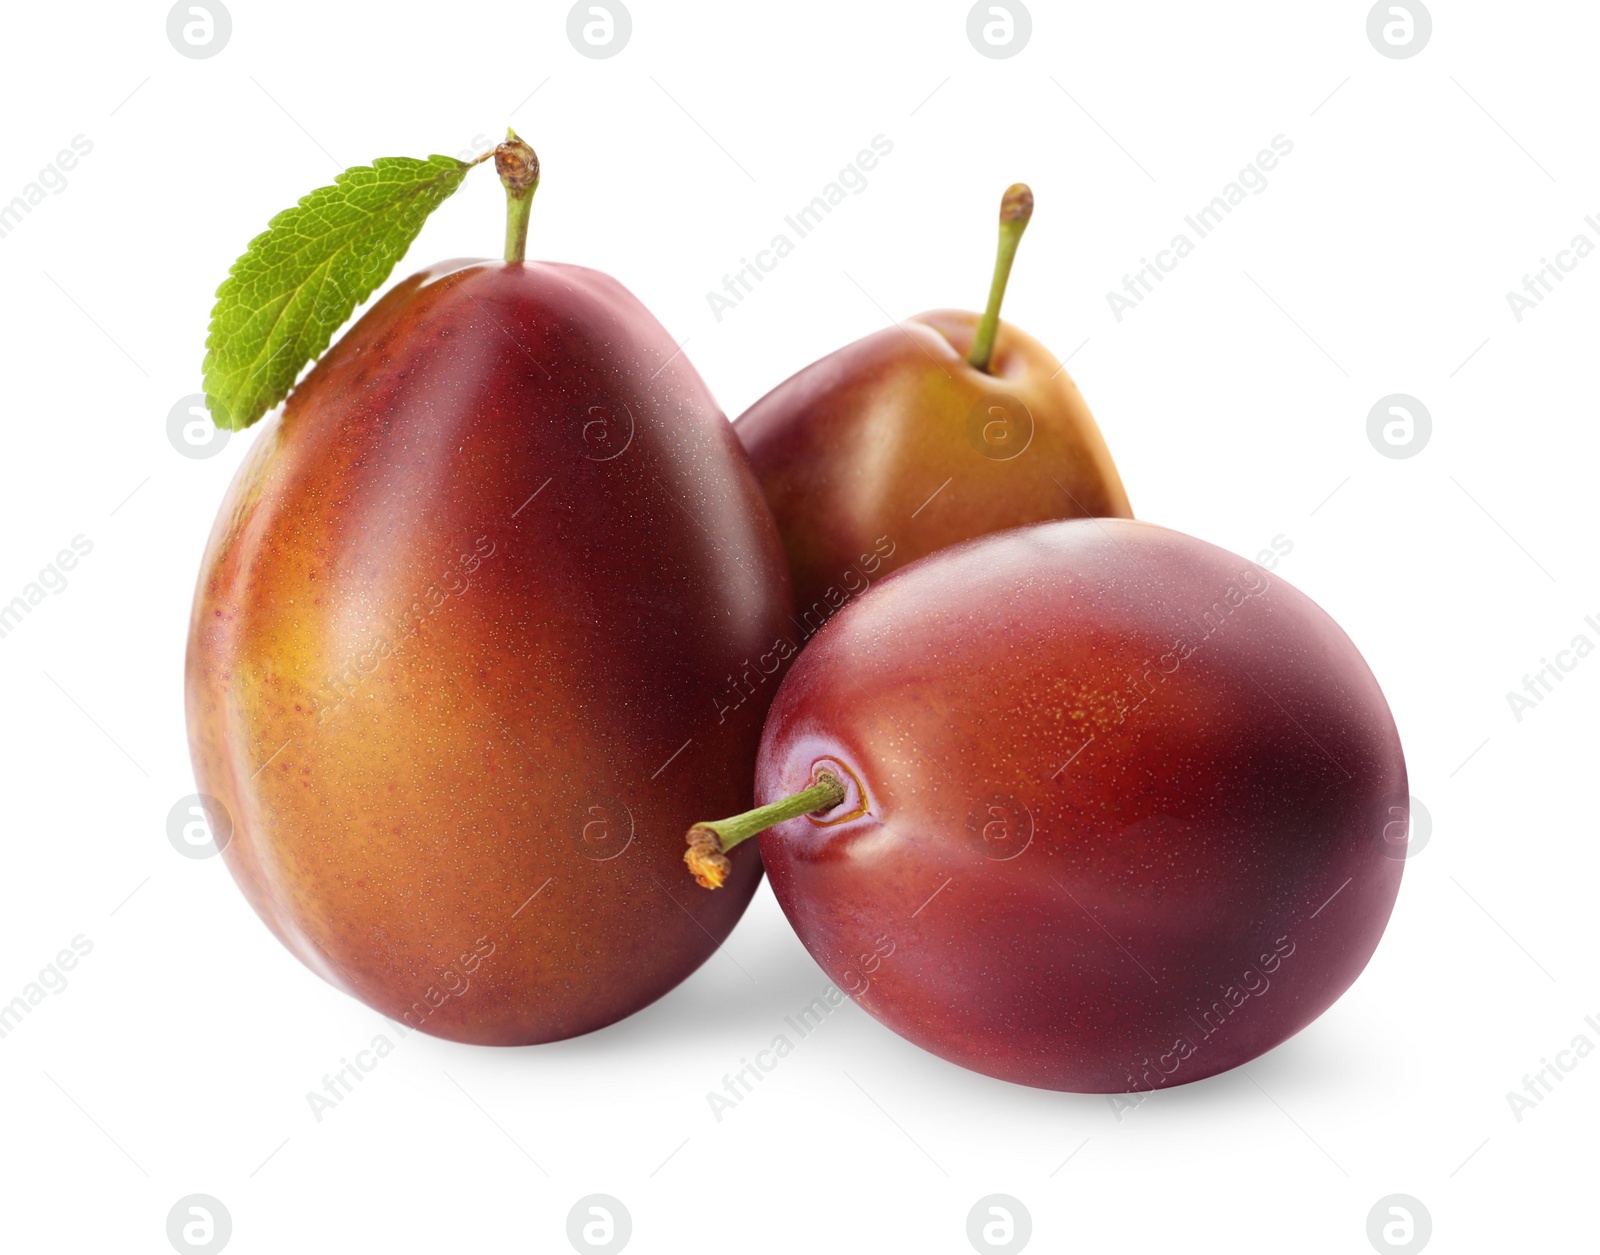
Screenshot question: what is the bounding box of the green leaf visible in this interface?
[202,154,473,431]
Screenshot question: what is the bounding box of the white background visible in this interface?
[0,1,1595,1252]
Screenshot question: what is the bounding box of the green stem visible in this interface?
[503,194,532,263]
[494,128,540,263]
[685,771,847,889]
[699,772,846,852]
[967,183,1034,373]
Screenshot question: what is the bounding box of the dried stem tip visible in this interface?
[495,129,540,198]
[999,182,1034,224]
[685,827,733,890]
[495,128,540,264]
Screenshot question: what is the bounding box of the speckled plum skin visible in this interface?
[754,519,1407,1092]
[187,259,790,1044]
[735,311,1132,616]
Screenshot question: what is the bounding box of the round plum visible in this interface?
[690,518,1408,1092]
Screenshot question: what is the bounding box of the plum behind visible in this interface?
[734,311,1132,620]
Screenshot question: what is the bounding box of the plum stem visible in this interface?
[967,183,1034,373]
[684,771,847,889]
[495,128,540,263]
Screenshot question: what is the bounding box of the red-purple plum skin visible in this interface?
[187,259,791,1044]
[753,518,1407,1092]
